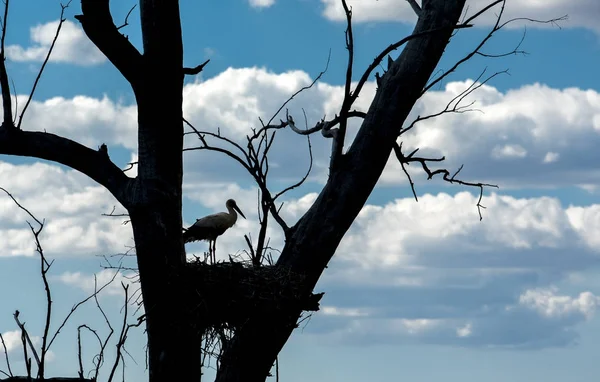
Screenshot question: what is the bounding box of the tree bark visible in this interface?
[214,1,467,380]
[127,1,202,381]
[81,0,201,381]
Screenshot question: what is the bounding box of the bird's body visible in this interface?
[183,199,246,263]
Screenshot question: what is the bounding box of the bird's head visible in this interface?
[226,199,246,219]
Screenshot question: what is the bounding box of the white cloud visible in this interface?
[0,330,23,353]
[0,161,133,258]
[456,322,473,337]
[382,81,600,189]
[16,94,138,151]
[177,182,600,348]
[179,69,600,190]
[332,191,598,272]
[320,0,600,32]
[12,67,600,190]
[322,306,369,317]
[566,204,600,248]
[491,144,527,159]
[249,0,276,8]
[298,191,600,348]
[6,20,106,65]
[54,269,137,297]
[519,287,600,320]
[0,330,55,363]
[543,152,560,163]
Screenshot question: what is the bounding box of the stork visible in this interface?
[183,199,246,263]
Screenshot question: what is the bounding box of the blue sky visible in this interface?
[1,0,599,381]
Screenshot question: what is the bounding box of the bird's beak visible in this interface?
[234,204,246,219]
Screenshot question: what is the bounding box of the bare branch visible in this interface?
[424,0,565,93]
[350,23,472,112]
[393,143,498,220]
[47,269,121,350]
[92,275,116,381]
[116,4,137,30]
[286,109,366,136]
[17,1,71,129]
[261,50,331,130]
[406,0,421,17]
[0,131,132,207]
[0,0,12,126]
[402,68,506,136]
[122,161,138,173]
[13,311,40,369]
[1,186,51,378]
[183,118,253,173]
[273,111,313,201]
[0,333,13,378]
[328,0,354,170]
[183,59,210,75]
[75,0,143,85]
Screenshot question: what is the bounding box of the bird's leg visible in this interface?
[213,240,217,264]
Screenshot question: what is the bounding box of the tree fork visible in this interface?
[214,1,467,380]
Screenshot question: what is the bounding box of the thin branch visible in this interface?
[92,275,116,381]
[47,269,121,349]
[0,333,13,377]
[286,110,366,136]
[424,0,565,93]
[0,0,12,126]
[13,311,40,369]
[0,187,42,226]
[122,161,137,172]
[402,68,506,136]
[17,1,71,129]
[406,0,421,17]
[261,50,331,131]
[107,284,143,382]
[330,0,354,170]
[393,143,498,220]
[183,119,253,173]
[183,59,210,75]
[273,111,313,201]
[349,24,472,111]
[116,4,137,30]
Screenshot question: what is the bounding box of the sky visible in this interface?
[0,0,599,381]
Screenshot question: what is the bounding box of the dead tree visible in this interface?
[0,0,564,381]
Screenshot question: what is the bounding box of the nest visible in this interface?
[181,259,323,329]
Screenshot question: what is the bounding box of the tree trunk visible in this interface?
[127,1,203,381]
[214,1,467,380]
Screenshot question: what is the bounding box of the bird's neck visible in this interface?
[227,206,238,222]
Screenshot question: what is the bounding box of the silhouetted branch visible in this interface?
[0,131,132,207]
[116,4,137,30]
[406,0,421,17]
[329,0,354,170]
[0,0,12,127]
[0,333,13,378]
[393,143,498,220]
[75,0,143,85]
[1,187,50,378]
[425,0,566,93]
[184,59,210,75]
[402,68,506,135]
[13,311,40,370]
[17,1,71,129]
[47,270,121,350]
